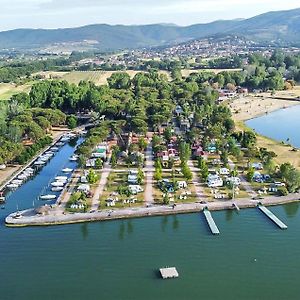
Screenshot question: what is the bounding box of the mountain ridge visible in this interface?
[0,8,299,51]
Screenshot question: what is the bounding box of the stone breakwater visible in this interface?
[5,194,300,227]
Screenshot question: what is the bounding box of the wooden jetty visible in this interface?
[159,267,179,279]
[203,208,220,235]
[232,203,240,211]
[258,205,287,229]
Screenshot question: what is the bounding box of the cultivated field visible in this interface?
[0,83,32,100]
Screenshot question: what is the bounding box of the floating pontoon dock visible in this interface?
[258,205,287,229]
[160,267,179,279]
[203,208,220,235]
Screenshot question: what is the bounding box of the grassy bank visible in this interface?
[236,120,300,169]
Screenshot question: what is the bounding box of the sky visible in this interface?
[0,0,299,31]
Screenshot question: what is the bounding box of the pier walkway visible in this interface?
[258,205,287,229]
[203,208,220,235]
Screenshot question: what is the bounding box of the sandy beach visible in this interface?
[230,94,299,122]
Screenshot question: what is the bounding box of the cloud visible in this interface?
[0,0,299,30]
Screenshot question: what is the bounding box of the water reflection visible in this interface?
[225,209,234,222]
[119,222,125,240]
[161,216,168,232]
[283,203,299,218]
[172,216,179,231]
[118,220,134,240]
[127,220,133,234]
[81,223,89,240]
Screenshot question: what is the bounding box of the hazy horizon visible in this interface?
[0,0,299,31]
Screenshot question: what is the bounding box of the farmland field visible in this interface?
[0,83,33,100]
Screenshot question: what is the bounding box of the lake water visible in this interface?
[246,105,300,148]
[1,127,300,299]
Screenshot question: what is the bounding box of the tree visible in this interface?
[179,142,191,163]
[87,169,99,184]
[137,168,144,184]
[181,162,193,181]
[163,192,170,205]
[279,163,300,192]
[163,127,173,142]
[246,167,255,182]
[107,72,131,89]
[95,158,103,169]
[138,137,148,151]
[67,115,77,129]
[154,160,163,181]
[111,151,118,168]
[220,150,229,166]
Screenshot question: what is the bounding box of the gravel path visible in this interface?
[144,143,154,204]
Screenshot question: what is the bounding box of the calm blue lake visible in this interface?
[246,105,300,147]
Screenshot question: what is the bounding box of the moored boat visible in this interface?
[7,183,19,189]
[69,155,79,162]
[51,181,65,187]
[62,168,73,173]
[51,187,64,192]
[40,194,57,200]
[55,176,68,181]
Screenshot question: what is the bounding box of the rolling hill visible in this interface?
[0,8,299,51]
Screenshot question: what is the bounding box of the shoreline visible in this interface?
[231,95,300,168]
[5,194,300,227]
[230,94,300,122]
[0,128,70,192]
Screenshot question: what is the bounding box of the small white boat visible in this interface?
[40,194,57,200]
[24,169,34,175]
[34,160,46,166]
[60,137,70,142]
[12,179,23,185]
[51,181,65,187]
[56,142,65,146]
[51,187,64,192]
[55,176,68,181]
[7,184,19,189]
[26,168,35,173]
[69,155,79,161]
[45,151,54,155]
[40,156,50,162]
[51,147,59,152]
[18,174,28,180]
[62,168,73,173]
[0,196,6,203]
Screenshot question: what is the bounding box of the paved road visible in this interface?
[188,160,207,200]
[144,142,154,204]
[91,157,112,210]
[228,158,257,197]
